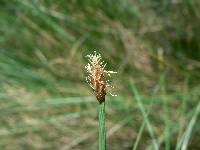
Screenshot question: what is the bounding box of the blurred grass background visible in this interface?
[0,0,200,149]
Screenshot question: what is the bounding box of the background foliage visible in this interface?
[0,0,200,149]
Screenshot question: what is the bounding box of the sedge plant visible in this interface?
[85,51,117,150]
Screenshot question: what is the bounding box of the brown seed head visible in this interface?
[85,51,117,103]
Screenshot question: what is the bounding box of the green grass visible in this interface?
[130,79,159,150]
[0,0,200,149]
[99,102,106,150]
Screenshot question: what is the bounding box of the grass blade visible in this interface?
[180,102,200,150]
[132,120,145,150]
[130,79,159,150]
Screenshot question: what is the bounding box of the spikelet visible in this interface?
[85,51,117,103]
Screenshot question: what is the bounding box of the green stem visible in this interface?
[99,101,106,150]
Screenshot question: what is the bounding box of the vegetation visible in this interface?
[0,0,200,149]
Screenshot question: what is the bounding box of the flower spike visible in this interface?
[85,51,117,103]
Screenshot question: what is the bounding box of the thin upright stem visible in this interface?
[99,101,106,150]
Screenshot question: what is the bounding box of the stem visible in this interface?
[99,101,106,150]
